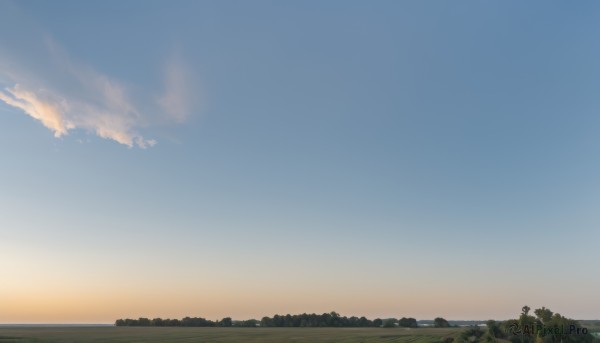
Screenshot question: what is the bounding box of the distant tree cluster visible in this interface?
[115,316,230,327]
[399,317,419,328]
[259,312,382,327]
[115,312,423,328]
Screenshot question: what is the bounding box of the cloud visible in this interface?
[0,85,72,137]
[158,55,192,123]
[0,35,194,148]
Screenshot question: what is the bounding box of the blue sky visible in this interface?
[1,1,599,322]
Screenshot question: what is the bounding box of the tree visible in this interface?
[272,315,283,327]
[505,306,596,343]
[124,319,138,326]
[138,318,151,326]
[260,316,273,327]
[399,317,418,328]
[434,317,450,328]
[486,320,504,339]
[534,307,553,324]
[358,316,371,327]
[167,319,180,326]
[383,319,397,328]
[219,317,232,327]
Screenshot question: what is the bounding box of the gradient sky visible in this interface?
[1,1,600,323]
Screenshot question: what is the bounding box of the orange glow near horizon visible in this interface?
[2,278,590,323]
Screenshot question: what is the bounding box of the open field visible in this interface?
[0,327,462,343]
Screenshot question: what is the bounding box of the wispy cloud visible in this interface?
[159,55,192,124]
[0,85,72,137]
[0,36,194,148]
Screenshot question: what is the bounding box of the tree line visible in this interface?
[115,312,424,328]
[115,305,599,343]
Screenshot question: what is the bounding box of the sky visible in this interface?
[1,1,600,323]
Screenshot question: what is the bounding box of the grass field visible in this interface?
[0,326,462,343]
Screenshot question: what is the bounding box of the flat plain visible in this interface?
[0,326,461,343]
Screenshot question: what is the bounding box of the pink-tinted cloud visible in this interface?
[0,84,72,137]
[0,37,195,148]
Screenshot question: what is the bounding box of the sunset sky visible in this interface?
[1,1,600,323]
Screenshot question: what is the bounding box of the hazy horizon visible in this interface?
[4,317,600,326]
[1,0,599,323]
